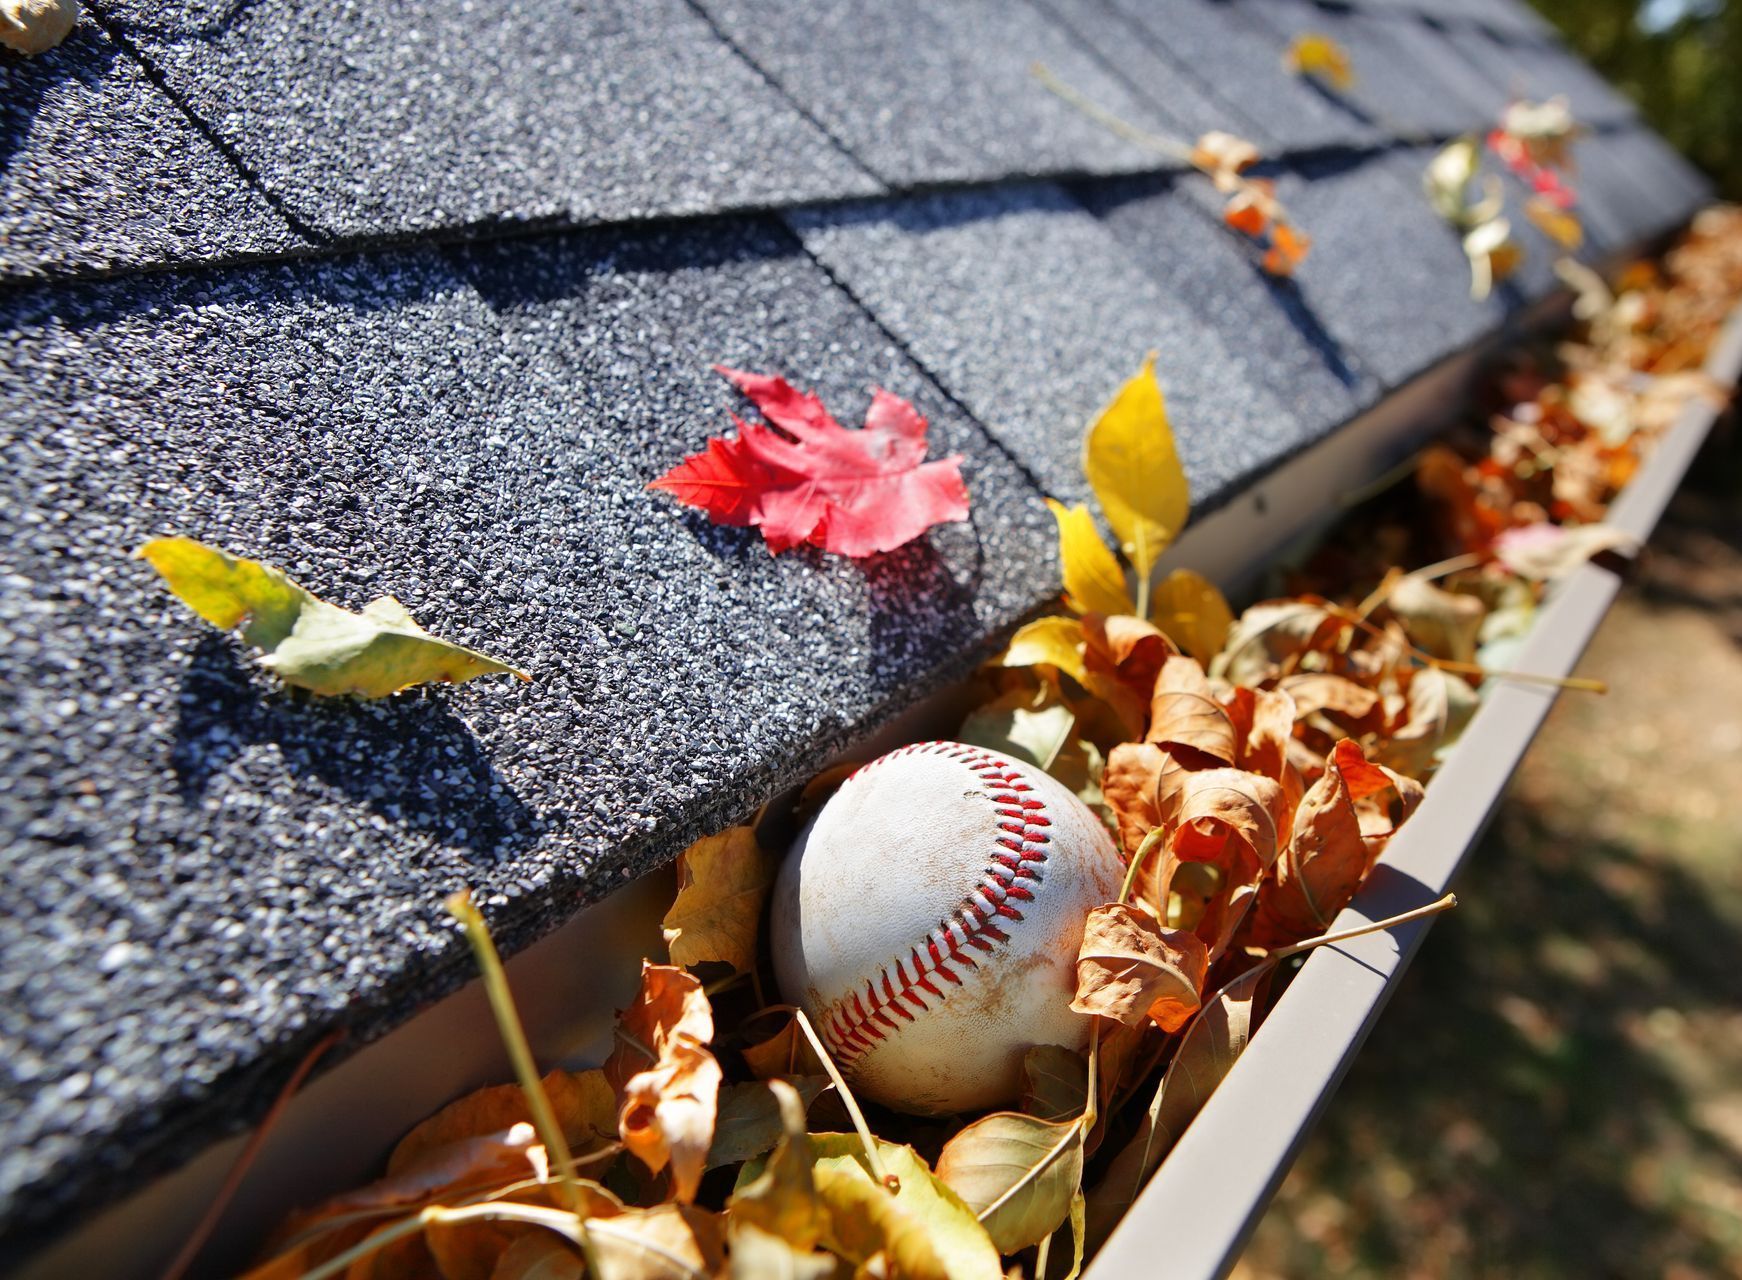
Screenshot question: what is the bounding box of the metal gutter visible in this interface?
[1086,301,1742,1280]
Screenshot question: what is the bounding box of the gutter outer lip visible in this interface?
[1086,297,1742,1280]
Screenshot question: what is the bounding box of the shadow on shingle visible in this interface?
[172,634,541,862]
[0,31,120,176]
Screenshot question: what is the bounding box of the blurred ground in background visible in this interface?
[1533,0,1742,199]
[1234,421,1742,1276]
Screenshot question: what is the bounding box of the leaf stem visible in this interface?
[1117,827,1169,907]
[446,891,585,1218]
[791,1006,899,1194]
[294,1201,587,1280]
[1036,1226,1056,1278]
[1029,62,1196,162]
[1263,892,1457,962]
[1327,603,1607,693]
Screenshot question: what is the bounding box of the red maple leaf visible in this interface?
[649,366,971,558]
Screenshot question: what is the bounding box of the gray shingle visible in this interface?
[0,218,1052,1235]
[1093,0,1382,153]
[0,25,306,279]
[1279,148,1506,388]
[1027,0,1277,149]
[788,184,1307,515]
[1072,170,1381,435]
[691,0,1203,185]
[1366,10,1514,127]
[91,0,881,240]
[1239,0,1485,139]
[1443,24,1637,128]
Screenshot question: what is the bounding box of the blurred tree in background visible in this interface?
[1531,0,1742,198]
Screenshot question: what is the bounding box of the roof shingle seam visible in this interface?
[81,0,331,247]
[670,0,887,191]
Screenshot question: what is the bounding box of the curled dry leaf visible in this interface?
[0,0,76,55]
[1144,769,1286,958]
[1071,904,1208,1033]
[935,1111,1085,1255]
[1149,568,1234,664]
[662,827,779,974]
[740,1014,827,1081]
[604,964,722,1203]
[488,1233,586,1280]
[1082,354,1190,586]
[390,1070,618,1178]
[1082,612,1175,737]
[1386,574,1486,663]
[799,1135,1003,1280]
[243,1125,548,1280]
[1147,655,1237,767]
[1212,599,1341,685]
[585,1204,727,1280]
[1378,665,1479,779]
[137,537,529,698]
[1247,739,1422,948]
[726,1079,829,1249]
[1190,131,1261,190]
[726,1223,842,1280]
[1493,521,1639,581]
[1046,499,1133,617]
[649,366,968,558]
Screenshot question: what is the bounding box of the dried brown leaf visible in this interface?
[662,827,779,974]
[1071,904,1208,1032]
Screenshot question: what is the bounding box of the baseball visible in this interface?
[771,741,1124,1115]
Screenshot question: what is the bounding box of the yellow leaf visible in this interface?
[1284,32,1355,91]
[1045,500,1132,617]
[1000,615,1089,686]
[389,1070,618,1177]
[662,828,779,974]
[1082,356,1190,587]
[603,964,721,1203]
[1525,195,1584,250]
[725,1080,829,1249]
[935,1111,1085,1254]
[136,537,528,698]
[1149,569,1234,665]
[585,1204,725,1280]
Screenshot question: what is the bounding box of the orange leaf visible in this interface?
[603,963,722,1202]
[1072,903,1209,1032]
[1145,655,1237,767]
[1147,769,1286,958]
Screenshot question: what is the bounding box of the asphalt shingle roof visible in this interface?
[0,0,1713,1259]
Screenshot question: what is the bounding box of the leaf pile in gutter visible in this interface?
[228,210,1742,1280]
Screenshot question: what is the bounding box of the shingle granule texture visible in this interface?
[0,25,307,279]
[1073,171,1381,440]
[1091,0,1381,153]
[0,0,1715,1260]
[0,218,1054,1237]
[789,184,1304,515]
[691,0,1205,186]
[90,0,882,239]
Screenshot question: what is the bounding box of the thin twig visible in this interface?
[791,1007,899,1193]
[1030,62,1196,162]
[158,1028,345,1280]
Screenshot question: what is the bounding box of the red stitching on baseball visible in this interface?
[813,742,1053,1068]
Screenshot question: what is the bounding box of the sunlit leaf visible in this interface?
[585,1204,725,1280]
[1082,355,1190,587]
[999,614,1090,686]
[1212,600,1341,686]
[726,1080,829,1248]
[0,0,78,55]
[1146,656,1237,767]
[1149,569,1233,665]
[1386,574,1486,664]
[662,827,779,974]
[960,687,1079,772]
[1071,903,1208,1032]
[1046,500,1133,617]
[936,1112,1085,1254]
[603,964,721,1203]
[390,1070,618,1179]
[137,537,528,698]
[1284,32,1354,91]
[803,1135,1002,1280]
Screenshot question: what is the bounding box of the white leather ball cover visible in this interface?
[771,741,1123,1114]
